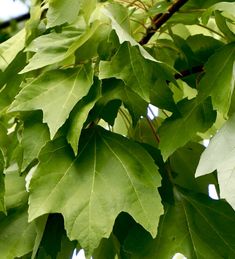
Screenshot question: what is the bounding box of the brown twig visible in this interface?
[146,118,160,143]
[174,65,204,80]
[139,0,189,45]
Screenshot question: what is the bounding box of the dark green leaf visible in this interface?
[0,149,5,213]
[159,97,216,160]
[198,43,235,115]
[99,42,173,102]
[124,188,235,258]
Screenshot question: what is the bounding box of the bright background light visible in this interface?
[0,0,29,21]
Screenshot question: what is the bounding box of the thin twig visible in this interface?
[174,65,204,79]
[139,0,190,45]
[146,117,160,143]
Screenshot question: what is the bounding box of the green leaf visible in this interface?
[196,113,235,209]
[67,78,101,155]
[0,149,5,213]
[0,52,26,113]
[9,65,93,138]
[29,127,163,255]
[170,142,218,194]
[93,233,120,259]
[36,214,75,258]
[202,2,235,24]
[20,27,83,73]
[46,0,81,28]
[0,206,38,259]
[214,11,235,42]
[81,0,97,23]
[103,3,158,62]
[4,171,28,210]
[100,79,148,125]
[0,171,37,259]
[31,216,48,259]
[21,21,101,73]
[124,188,235,258]
[0,29,26,72]
[159,97,216,160]
[99,42,173,102]
[21,120,50,171]
[198,43,235,115]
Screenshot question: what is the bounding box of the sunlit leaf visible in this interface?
[29,127,163,255]
[47,0,81,28]
[196,113,235,209]
[0,29,26,72]
[9,65,93,138]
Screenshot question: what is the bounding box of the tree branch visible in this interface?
[139,0,189,45]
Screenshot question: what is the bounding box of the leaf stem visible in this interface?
[197,24,226,39]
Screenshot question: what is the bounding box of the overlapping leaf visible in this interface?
[9,65,93,138]
[21,21,101,73]
[46,0,81,28]
[103,3,157,62]
[0,171,36,259]
[67,79,101,155]
[99,42,173,102]
[21,120,50,171]
[0,29,26,72]
[0,52,26,113]
[159,97,216,160]
[28,127,163,255]
[196,114,235,209]
[198,43,235,115]
[96,79,148,125]
[124,188,235,258]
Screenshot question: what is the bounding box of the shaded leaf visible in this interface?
[93,233,120,259]
[0,149,5,213]
[124,188,235,258]
[0,171,37,259]
[0,52,26,113]
[67,78,101,155]
[100,79,148,125]
[9,65,93,138]
[0,206,38,259]
[29,127,163,255]
[21,119,50,171]
[170,142,218,194]
[159,97,216,160]
[198,43,235,115]
[99,42,173,102]
[36,214,75,259]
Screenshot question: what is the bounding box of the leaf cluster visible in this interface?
[0,0,235,258]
